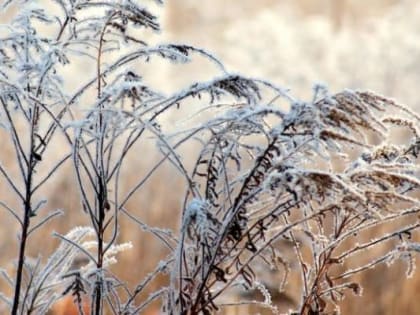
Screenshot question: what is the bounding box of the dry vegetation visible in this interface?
[1,1,420,315]
[164,2,420,314]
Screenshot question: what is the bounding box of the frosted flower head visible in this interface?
[183,198,211,235]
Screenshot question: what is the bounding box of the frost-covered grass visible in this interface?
[0,1,419,315]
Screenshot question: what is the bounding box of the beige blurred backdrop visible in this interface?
[1,1,420,314]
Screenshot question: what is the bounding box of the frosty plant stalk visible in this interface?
[0,1,419,315]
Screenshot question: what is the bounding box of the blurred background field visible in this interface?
[1,1,420,314]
